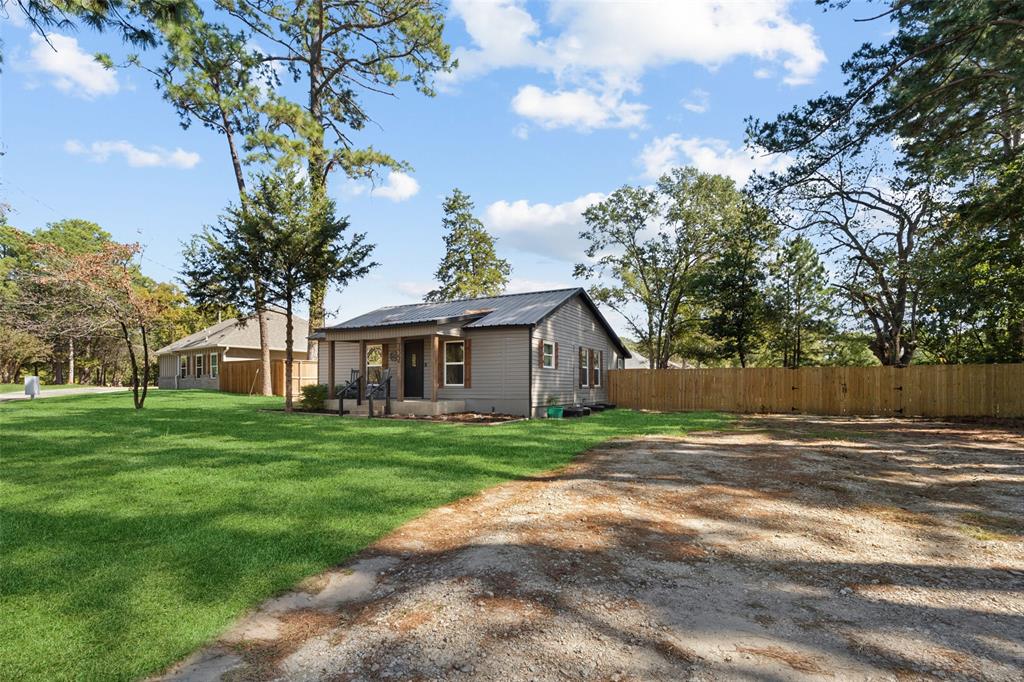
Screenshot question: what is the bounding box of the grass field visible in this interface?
[0,383,77,393]
[1,390,726,681]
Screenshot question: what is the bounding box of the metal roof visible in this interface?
[322,288,630,357]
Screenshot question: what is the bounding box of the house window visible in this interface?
[209,352,219,378]
[542,341,555,369]
[194,353,204,378]
[366,344,383,384]
[444,341,465,386]
[180,355,188,378]
[594,350,603,387]
[578,347,589,387]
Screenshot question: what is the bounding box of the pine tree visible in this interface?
[767,236,834,368]
[425,190,511,303]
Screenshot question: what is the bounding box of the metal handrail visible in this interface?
[336,369,361,416]
[366,368,393,418]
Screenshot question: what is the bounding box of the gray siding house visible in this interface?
[312,288,630,417]
[155,311,309,390]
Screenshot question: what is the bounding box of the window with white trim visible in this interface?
[578,346,589,387]
[194,353,204,378]
[180,355,188,378]
[542,341,555,369]
[594,350,603,387]
[444,341,465,386]
[209,352,219,378]
[366,344,383,384]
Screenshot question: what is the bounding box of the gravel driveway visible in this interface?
[163,416,1024,682]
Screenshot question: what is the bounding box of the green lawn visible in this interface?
[1,391,727,681]
[0,383,78,393]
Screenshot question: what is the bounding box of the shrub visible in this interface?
[300,384,329,410]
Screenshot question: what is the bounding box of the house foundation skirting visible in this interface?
[323,398,466,416]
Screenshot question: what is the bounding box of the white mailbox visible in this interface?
[24,376,40,399]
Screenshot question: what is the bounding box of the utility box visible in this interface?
[24,376,40,399]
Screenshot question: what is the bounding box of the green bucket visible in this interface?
[546,406,564,419]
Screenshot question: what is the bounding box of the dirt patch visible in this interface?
[158,415,1024,681]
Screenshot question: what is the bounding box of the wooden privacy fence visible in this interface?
[219,359,319,397]
[607,364,1024,418]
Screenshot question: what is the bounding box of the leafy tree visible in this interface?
[752,138,938,367]
[241,169,376,411]
[424,189,510,303]
[0,326,48,383]
[575,168,743,368]
[747,0,1023,190]
[215,0,453,331]
[27,237,166,407]
[747,1,1022,365]
[767,236,835,367]
[696,204,778,367]
[0,219,115,383]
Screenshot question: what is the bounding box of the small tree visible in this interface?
[425,189,511,302]
[181,206,276,395]
[767,236,835,367]
[243,170,376,411]
[696,204,778,367]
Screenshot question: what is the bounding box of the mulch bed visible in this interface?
[261,409,525,424]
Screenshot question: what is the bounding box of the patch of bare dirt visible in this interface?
[157,415,1024,681]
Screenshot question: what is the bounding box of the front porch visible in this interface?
[319,323,470,415]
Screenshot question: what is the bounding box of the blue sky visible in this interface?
[1,1,886,331]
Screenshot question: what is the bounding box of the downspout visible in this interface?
[527,324,534,419]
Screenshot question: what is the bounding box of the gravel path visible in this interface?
[160,416,1024,682]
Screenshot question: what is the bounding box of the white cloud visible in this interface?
[504,277,575,294]
[753,68,774,79]
[369,171,420,202]
[637,134,790,184]
[445,0,825,130]
[681,88,710,114]
[485,192,605,261]
[395,281,433,299]
[29,33,119,98]
[64,139,200,169]
[511,85,647,131]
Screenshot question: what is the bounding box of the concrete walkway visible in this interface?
[0,386,129,402]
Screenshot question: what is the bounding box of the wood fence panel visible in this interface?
[220,359,319,397]
[607,364,1024,418]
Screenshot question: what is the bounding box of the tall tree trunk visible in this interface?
[140,324,150,407]
[305,7,327,347]
[68,337,75,384]
[257,307,272,396]
[284,295,294,412]
[53,356,64,384]
[120,322,142,409]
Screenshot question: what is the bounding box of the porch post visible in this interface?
[327,340,336,399]
[357,339,366,405]
[397,336,404,401]
[431,335,439,402]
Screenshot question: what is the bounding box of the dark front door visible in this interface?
[403,339,424,398]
